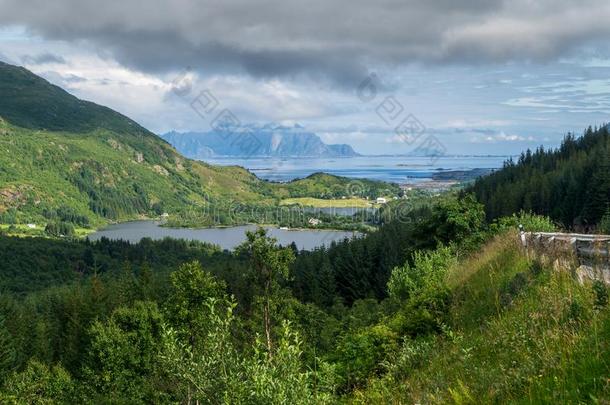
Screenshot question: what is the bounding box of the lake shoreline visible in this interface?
[87,221,360,250]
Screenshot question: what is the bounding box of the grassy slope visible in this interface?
[0,62,399,228]
[0,120,273,225]
[0,121,397,227]
[0,61,272,224]
[354,233,610,403]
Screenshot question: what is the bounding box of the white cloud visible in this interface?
[3,0,610,84]
[319,131,370,143]
[1,18,607,155]
[470,132,536,143]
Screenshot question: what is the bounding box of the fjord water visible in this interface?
[204,155,508,182]
[88,221,357,250]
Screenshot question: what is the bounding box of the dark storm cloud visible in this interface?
[1,0,610,84]
[21,52,66,65]
[89,29,368,87]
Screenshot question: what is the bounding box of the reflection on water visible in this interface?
[88,221,358,251]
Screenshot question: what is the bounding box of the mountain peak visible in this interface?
[162,126,359,158]
[0,61,152,137]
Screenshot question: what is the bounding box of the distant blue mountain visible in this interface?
[161,124,359,158]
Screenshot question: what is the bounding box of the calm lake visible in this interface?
[87,221,357,250]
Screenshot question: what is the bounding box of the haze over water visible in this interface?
[204,155,509,183]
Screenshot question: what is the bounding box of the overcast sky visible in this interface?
[1,0,610,155]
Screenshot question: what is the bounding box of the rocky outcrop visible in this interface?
[161,124,359,158]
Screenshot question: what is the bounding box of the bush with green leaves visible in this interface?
[387,246,456,303]
[244,321,335,404]
[385,246,455,340]
[165,260,229,351]
[493,210,557,233]
[82,301,165,402]
[1,360,74,404]
[334,323,398,390]
[160,297,243,403]
[161,292,335,403]
[427,194,486,248]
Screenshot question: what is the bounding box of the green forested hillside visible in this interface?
[0,118,275,225]
[281,172,400,199]
[0,62,396,229]
[0,61,154,135]
[4,59,607,403]
[470,125,610,230]
[0,196,608,403]
[0,61,272,225]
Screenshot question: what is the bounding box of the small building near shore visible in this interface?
[308,218,321,226]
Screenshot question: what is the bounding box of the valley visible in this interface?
[0,5,609,401]
[0,62,404,236]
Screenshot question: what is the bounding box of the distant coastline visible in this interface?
[203,155,506,184]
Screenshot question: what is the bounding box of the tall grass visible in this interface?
[352,232,610,404]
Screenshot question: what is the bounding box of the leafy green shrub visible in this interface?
[396,285,451,337]
[165,261,229,348]
[387,246,455,338]
[82,301,164,401]
[161,297,242,403]
[493,210,557,233]
[1,360,74,403]
[427,194,486,249]
[244,321,335,404]
[335,324,398,390]
[388,246,455,302]
[384,337,435,382]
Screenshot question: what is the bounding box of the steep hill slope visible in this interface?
[0,62,274,225]
[0,62,395,228]
[0,61,152,136]
[0,118,272,225]
[354,232,610,403]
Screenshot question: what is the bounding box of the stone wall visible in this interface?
[523,232,610,284]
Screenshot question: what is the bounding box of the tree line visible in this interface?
[0,194,497,402]
[469,125,610,231]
